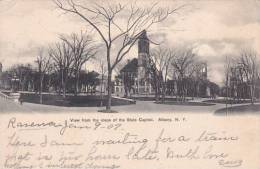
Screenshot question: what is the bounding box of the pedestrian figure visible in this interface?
[19,98,23,105]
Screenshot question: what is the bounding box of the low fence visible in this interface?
[19,93,136,107]
[0,90,12,100]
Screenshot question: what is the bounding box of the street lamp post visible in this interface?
[10,74,21,103]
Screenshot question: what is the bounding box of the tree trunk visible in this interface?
[75,71,79,96]
[58,71,62,95]
[124,85,129,98]
[250,84,255,105]
[63,83,66,98]
[100,74,104,107]
[40,76,44,104]
[106,69,112,111]
[62,72,66,98]
[162,81,166,103]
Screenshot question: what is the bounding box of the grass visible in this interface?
[204,99,258,104]
[155,101,215,106]
[131,96,192,102]
[20,93,135,107]
[98,109,118,113]
[215,104,260,114]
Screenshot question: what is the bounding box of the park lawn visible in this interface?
[20,93,135,107]
[155,101,215,106]
[203,99,258,104]
[215,104,260,114]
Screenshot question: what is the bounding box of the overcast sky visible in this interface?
[0,0,259,85]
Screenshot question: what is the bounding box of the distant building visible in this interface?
[0,62,3,88]
[114,58,138,96]
[114,30,154,97]
[166,63,212,98]
[224,65,260,100]
[96,74,108,95]
[115,30,215,98]
[0,62,2,73]
[137,30,153,94]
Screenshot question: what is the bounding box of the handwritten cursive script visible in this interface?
[1,117,247,169]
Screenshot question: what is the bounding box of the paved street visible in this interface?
[0,97,32,113]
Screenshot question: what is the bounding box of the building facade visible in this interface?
[115,30,214,98]
[114,30,154,96]
[0,62,3,89]
[136,30,153,94]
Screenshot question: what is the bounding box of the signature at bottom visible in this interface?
[219,159,243,167]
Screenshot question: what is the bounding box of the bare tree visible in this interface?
[53,0,185,111]
[223,56,231,105]
[114,59,133,98]
[93,55,108,106]
[237,50,259,104]
[171,48,197,101]
[35,48,51,104]
[190,61,207,98]
[151,46,175,102]
[49,41,74,98]
[60,32,96,95]
[8,64,33,92]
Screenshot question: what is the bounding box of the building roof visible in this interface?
[120,58,138,73]
[139,30,148,40]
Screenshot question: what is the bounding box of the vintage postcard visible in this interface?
[0,0,260,169]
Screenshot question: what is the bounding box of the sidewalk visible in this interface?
[0,97,32,113]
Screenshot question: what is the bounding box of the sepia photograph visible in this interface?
[0,0,260,114]
[1,1,260,169]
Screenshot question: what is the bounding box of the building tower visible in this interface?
[0,62,2,88]
[0,62,2,73]
[201,62,210,96]
[201,62,207,80]
[137,30,151,93]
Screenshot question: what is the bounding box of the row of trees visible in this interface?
[48,32,97,97]
[150,47,260,104]
[1,0,184,110]
[118,46,220,102]
[0,32,102,103]
[1,0,186,111]
[224,50,260,104]
[53,0,185,111]
[0,63,101,100]
[150,47,210,102]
